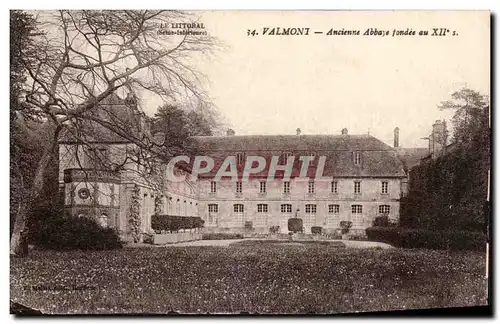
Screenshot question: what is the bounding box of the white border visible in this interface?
[2,1,497,323]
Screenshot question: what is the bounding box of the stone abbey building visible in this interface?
[59,94,408,239]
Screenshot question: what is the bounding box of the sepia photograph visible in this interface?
[9,8,491,316]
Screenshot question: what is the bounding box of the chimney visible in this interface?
[430,120,448,158]
[394,127,400,148]
[226,129,235,136]
[341,128,348,135]
[296,128,301,136]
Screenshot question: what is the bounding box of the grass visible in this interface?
[10,242,488,314]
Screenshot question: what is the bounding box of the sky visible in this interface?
[142,11,490,148]
[36,10,489,148]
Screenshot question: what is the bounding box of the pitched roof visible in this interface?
[191,135,406,178]
[192,134,394,152]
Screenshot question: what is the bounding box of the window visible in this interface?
[354,181,361,194]
[257,204,268,213]
[260,181,267,193]
[281,204,292,213]
[305,204,317,213]
[208,204,219,213]
[208,204,218,225]
[236,153,245,165]
[308,181,315,194]
[353,151,361,165]
[236,181,242,193]
[328,204,340,214]
[331,180,338,193]
[381,181,388,194]
[351,205,363,214]
[98,148,109,166]
[379,205,391,214]
[283,181,290,194]
[84,148,97,168]
[210,181,217,193]
[233,204,244,213]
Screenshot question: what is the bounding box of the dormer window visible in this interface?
[353,151,361,165]
[308,180,315,194]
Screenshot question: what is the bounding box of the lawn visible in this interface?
[10,241,488,314]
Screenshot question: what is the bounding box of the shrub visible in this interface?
[151,215,204,233]
[288,218,303,233]
[365,227,487,251]
[373,215,389,227]
[311,226,323,235]
[269,225,280,234]
[34,216,122,251]
[143,233,154,244]
[202,233,243,240]
[340,221,352,234]
[193,217,205,230]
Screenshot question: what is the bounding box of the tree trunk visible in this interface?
[10,125,61,256]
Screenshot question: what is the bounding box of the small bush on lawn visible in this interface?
[269,226,280,234]
[143,233,154,244]
[151,215,204,233]
[202,233,243,240]
[366,227,487,251]
[34,216,122,251]
[288,218,303,233]
[311,226,323,235]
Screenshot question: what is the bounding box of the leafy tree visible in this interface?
[150,103,221,157]
[10,11,54,238]
[438,88,490,147]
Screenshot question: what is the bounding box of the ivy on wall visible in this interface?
[128,185,142,243]
[154,196,162,216]
[401,145,489,232]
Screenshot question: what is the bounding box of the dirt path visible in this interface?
[161,238,393,249]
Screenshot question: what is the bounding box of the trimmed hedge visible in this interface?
[288,218,303,233]
[202,233,243,240]
[366,227,487,251]
[151,215,204,233]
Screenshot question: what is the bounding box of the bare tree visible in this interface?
[11,10,219,255]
